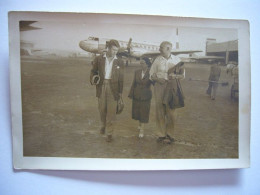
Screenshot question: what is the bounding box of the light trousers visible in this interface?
[207,82,218,99]
[98,80,117,135]
[154,82,176,138]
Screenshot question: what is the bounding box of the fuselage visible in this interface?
[79,36,160,58]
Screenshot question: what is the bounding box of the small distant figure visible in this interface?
[226,62,236,75]
[229,62,239,100]
[128,57,153,138]
[206,61,221,100]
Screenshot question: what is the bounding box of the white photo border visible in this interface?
[9,11,250,170]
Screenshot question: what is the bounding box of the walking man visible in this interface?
[150,41,185,144]
[206,61,221,100]
[90,39,124,142]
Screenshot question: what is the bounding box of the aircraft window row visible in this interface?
[87,37,159,50]
[126,44,156,50]
[116,42,159,50]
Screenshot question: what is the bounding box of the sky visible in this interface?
[20,20,238,55]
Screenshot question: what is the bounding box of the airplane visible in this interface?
[20,22,85,58]
[20,21,42,56]
[20,40,43,56]
[20,40,86,58]
[79,36,202,66]
[188,53,225,64]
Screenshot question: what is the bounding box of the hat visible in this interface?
[91,75,100,85]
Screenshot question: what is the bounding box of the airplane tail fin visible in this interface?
[170,28,179,50]
[175,28,179,49]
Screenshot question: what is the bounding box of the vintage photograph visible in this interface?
[9,12,250,170]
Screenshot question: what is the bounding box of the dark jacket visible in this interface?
[209,64,221,81]
[90,54,124,101]
[128,69,152,101]
[163,64,185,109]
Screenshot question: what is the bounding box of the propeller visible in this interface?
[126,38,132,66]
[127,38,132,53]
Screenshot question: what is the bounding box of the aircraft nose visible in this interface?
[79,40,98,53]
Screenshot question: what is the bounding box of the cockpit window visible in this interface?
[88,37,99,41]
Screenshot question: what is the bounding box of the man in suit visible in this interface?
[206,61,221,100]
[90,39,124,142]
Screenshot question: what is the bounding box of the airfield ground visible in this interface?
[21,56,238,159]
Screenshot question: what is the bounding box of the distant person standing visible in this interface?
[230,62,239,100]
[150,41,184,144]
[90,39,124,142]
[226,61,236,75]
[206,61,221,100]
[128,57,153,138]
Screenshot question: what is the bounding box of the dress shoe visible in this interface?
[163,138,172,144]
[157,137,166,143]
[139,129,144,138]
[166,135,174,142]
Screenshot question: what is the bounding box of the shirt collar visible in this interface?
[103,53,118,60]
[160,54,173,60]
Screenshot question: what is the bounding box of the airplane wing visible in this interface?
[189,56,225,61]
[171,50,203,55]
[20,21,42,31]
[189,56,224,59]
[140,50,202,59]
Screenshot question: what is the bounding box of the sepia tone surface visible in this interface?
[21,56,238,159]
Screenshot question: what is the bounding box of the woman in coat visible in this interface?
[128,57,153,138]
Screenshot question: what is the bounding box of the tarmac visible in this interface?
[21,56,238,159]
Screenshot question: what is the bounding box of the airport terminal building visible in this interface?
[206,39,238,64]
